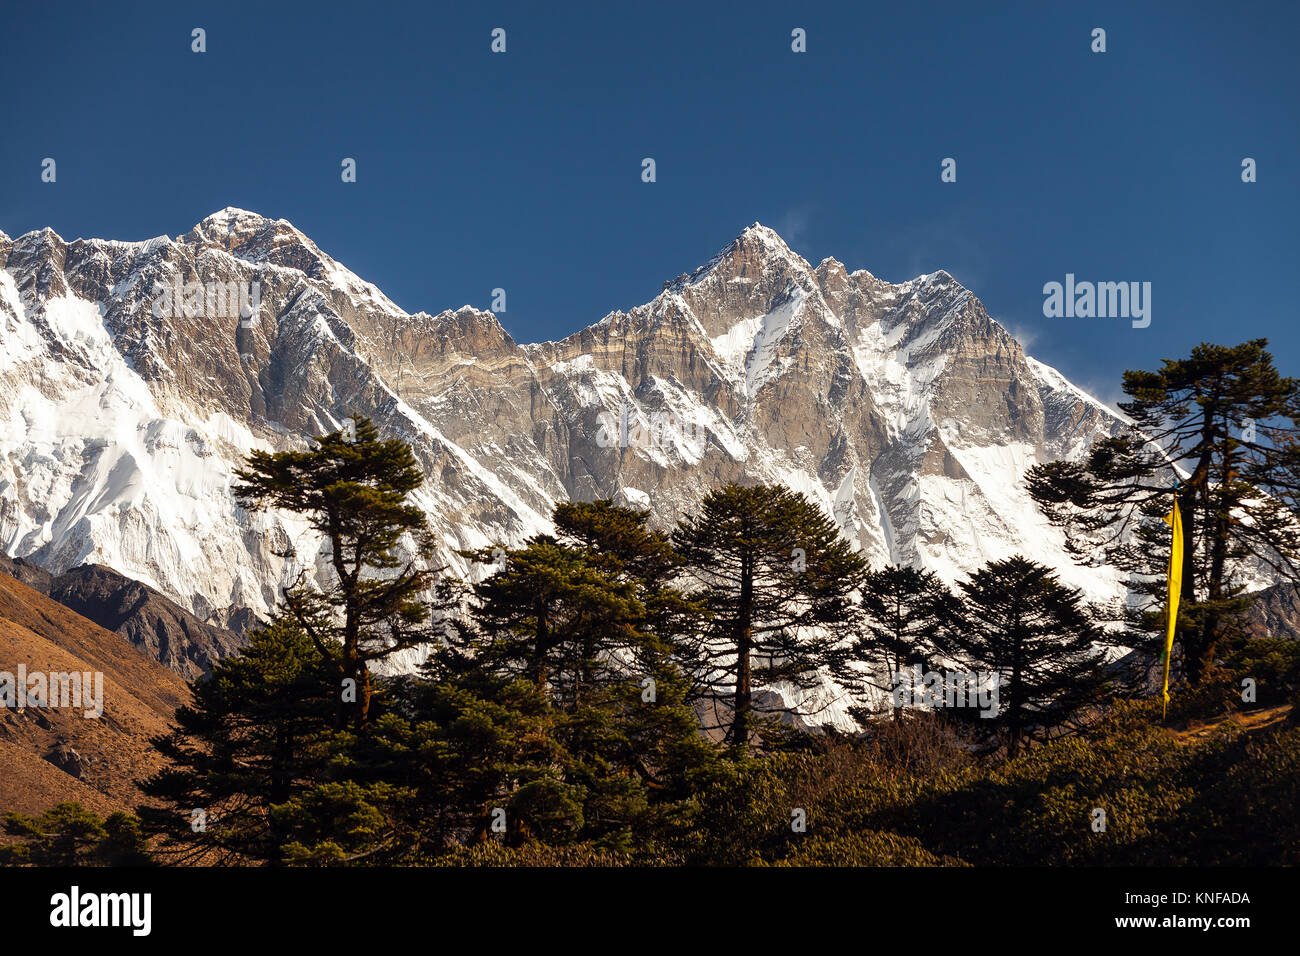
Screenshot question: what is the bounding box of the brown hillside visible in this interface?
[0,571,190,819]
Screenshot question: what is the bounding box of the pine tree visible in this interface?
[234,415,454,730]
[552,499,705,652]
[937,556,1109,757]
[358,677,582,857]
[461,535,647,706]
[855,565,955,721]
[0,804,152,866]
[1028,340,1300,685]
[138,618,337,865]
[436,502,720,848]
[672,482,867,751]
[549,501,723,836]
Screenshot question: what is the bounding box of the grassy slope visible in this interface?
[0,571,189,819]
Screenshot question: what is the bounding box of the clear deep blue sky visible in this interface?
[1,0,1295,405]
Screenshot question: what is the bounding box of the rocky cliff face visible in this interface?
[1246,583,1300,640]
[1,209,1131,671]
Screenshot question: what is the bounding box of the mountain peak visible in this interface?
[186,207,312,247]
[672,222,808,294]
[735,221,795,254]
[15,225,62,244]
[197,206,271,229]
[181,207,332,276]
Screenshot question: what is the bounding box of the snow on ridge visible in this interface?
[75,234,175,255]
[0,289,289,620]
[201,205,264,224]
[738,221,794,254]
[659,221,813,295]
[0,239,552,627]
[709,286,807,397]
[181,212,412,320]
[1026,355,1130,423]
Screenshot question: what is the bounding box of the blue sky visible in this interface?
[1,0,1296,404]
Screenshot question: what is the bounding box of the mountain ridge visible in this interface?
[0,555,245,679]
[2,209,1130,674]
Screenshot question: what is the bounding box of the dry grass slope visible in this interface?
[0,571,189,821]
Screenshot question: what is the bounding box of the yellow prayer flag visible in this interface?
[1161,498,1183,718]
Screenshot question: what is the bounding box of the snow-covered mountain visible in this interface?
[0,209,1127,669]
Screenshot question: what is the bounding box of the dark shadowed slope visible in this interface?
[0,554,245,679]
